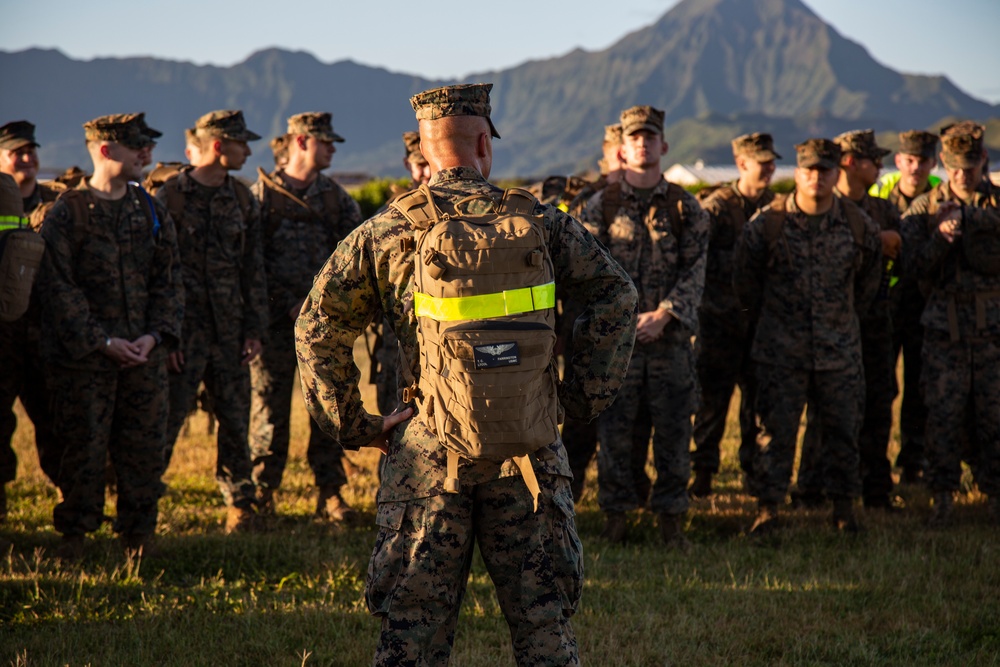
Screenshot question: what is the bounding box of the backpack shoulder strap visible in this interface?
[232,179,253,223]
[499,188,538,215]
[841,199,867,246]
[601,181,622,228]
[390,183,440,230]
[129,183,161,239]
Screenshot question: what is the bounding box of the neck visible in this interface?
[15,176,36,199]
[190,162,228,187]
[736,177,765,201]
[86,169,128,200]
[898,178,928,199]
[624,167,662,189]
[835,174,866,201]
[282,160,319,189]
[795,191,833,216]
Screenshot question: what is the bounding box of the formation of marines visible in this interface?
[1,79,998,664]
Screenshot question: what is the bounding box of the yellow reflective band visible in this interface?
[557,202,569,213]
[0,215,28,231]
[414,282,556,321]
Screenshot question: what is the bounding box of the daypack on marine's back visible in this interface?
[391,184,560,498]
[0,222,45,322]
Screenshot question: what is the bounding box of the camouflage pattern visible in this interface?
[249,170,362,491]
[939,121,985,169]
[735,194,882,503]
[900,178,1000,495]
[366,474,582,666]
[795,139,841,170]
[834,129,892,161]
[402,131,426,165]
[296,165,636,664]
[373,321,400,415]
[692,182,775,475]
[287,112,345,143]
[579,177,709,515]
[604,123,623,146]
[0,120,40,151]
[158,168,268,508]
[898,130,938,159]
[620,105,664,136]
[37,183,183,536]
[731,133,781,161]
[410,83,500,138]
[192,109,262,142]
[269,135,290,167]
[0,180,66,486]
[82,113,152,149]
[134,113,162,142]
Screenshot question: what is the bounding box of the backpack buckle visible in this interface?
[401,383,419,403]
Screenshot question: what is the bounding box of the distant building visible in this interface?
[663,160,795,186]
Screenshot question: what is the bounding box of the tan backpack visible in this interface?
[391,183,560,509]
[0,220,45,322]
[760,193,866,266]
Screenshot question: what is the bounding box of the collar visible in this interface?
[429,166,486,186]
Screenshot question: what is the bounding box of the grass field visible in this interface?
[1,340,998,666]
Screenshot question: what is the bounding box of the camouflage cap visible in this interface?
[287,112,344,143]
[604,123,623,146]
[0,120,40,151]
[410,83,500,139]
[939,121,985,169]
[270,134,290,165]
[402,131,426,165]
[794,138,841,169]
[193,109,262,142]
[620,105,664,136]
[0,173,25,219]
[134,112,162,143]
[898,130,938,159]
[833,129,891,162]
[83,113,150,150]
[732,132,781,161]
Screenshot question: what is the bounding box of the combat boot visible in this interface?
[600,512,627,544]
[928,492,954,528]
[122,533,156,560]
[224,506,258,535]
[832,498,861,533]
[749,502,780,535]
[256,487,276,517]
[689,469,713,499]
[316,485,357,523]
[658,512,692,552]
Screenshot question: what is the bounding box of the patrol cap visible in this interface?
[939,121,985,169]
[0,173,25,220]
[83,113,150,149]
[410,83,500,139]
[795,138,841,170]
[732,132,781,161]
[270,134,290,164]
[0,121,40,151]
[193,109,262,142]
[898,130,938,159]
[132,112,161,144]
[620,105,664,136]
[287,112,344,143]
[54,165,87,187]
[604,123,623,146]
[402,131,426,165]
[834,129,891,162]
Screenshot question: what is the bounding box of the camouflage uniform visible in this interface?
[296,84,637,666]
[580,135,710,516]
[37,114,183,538]
[250,113,362,494]
[734,140,882,507]
[159,111,267,510]
[899,123,1000,500]
[0,120,64,491]
[692,133,780,482]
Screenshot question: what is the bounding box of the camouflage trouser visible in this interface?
[922,330,1000,496]
[753,362,863,505]
[892,284,928,472]
[165,329,255,508]
[250,324,347,490]
[48,361,168,537]
[597,343,696,515]
[797,322,895,501]
[0,315,62,485]
[366,473,582,667]
[691,319,756,474]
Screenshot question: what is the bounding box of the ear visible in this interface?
[297,135,308,150]
[660,140,669,157]
[213,140,223,156]
[99,144,112,159]
[477,132,490,158]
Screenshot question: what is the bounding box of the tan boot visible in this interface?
[832,499,862,533]
[56,535,86,561]
[256,487,276,517]
[316,486,356,522]
[224,506,257,535]
[658,512,692,552]
[749,502,780,535]
[122,534,156,559]
[689,469,713,499]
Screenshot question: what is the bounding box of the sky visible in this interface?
[4,0,1000,104]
